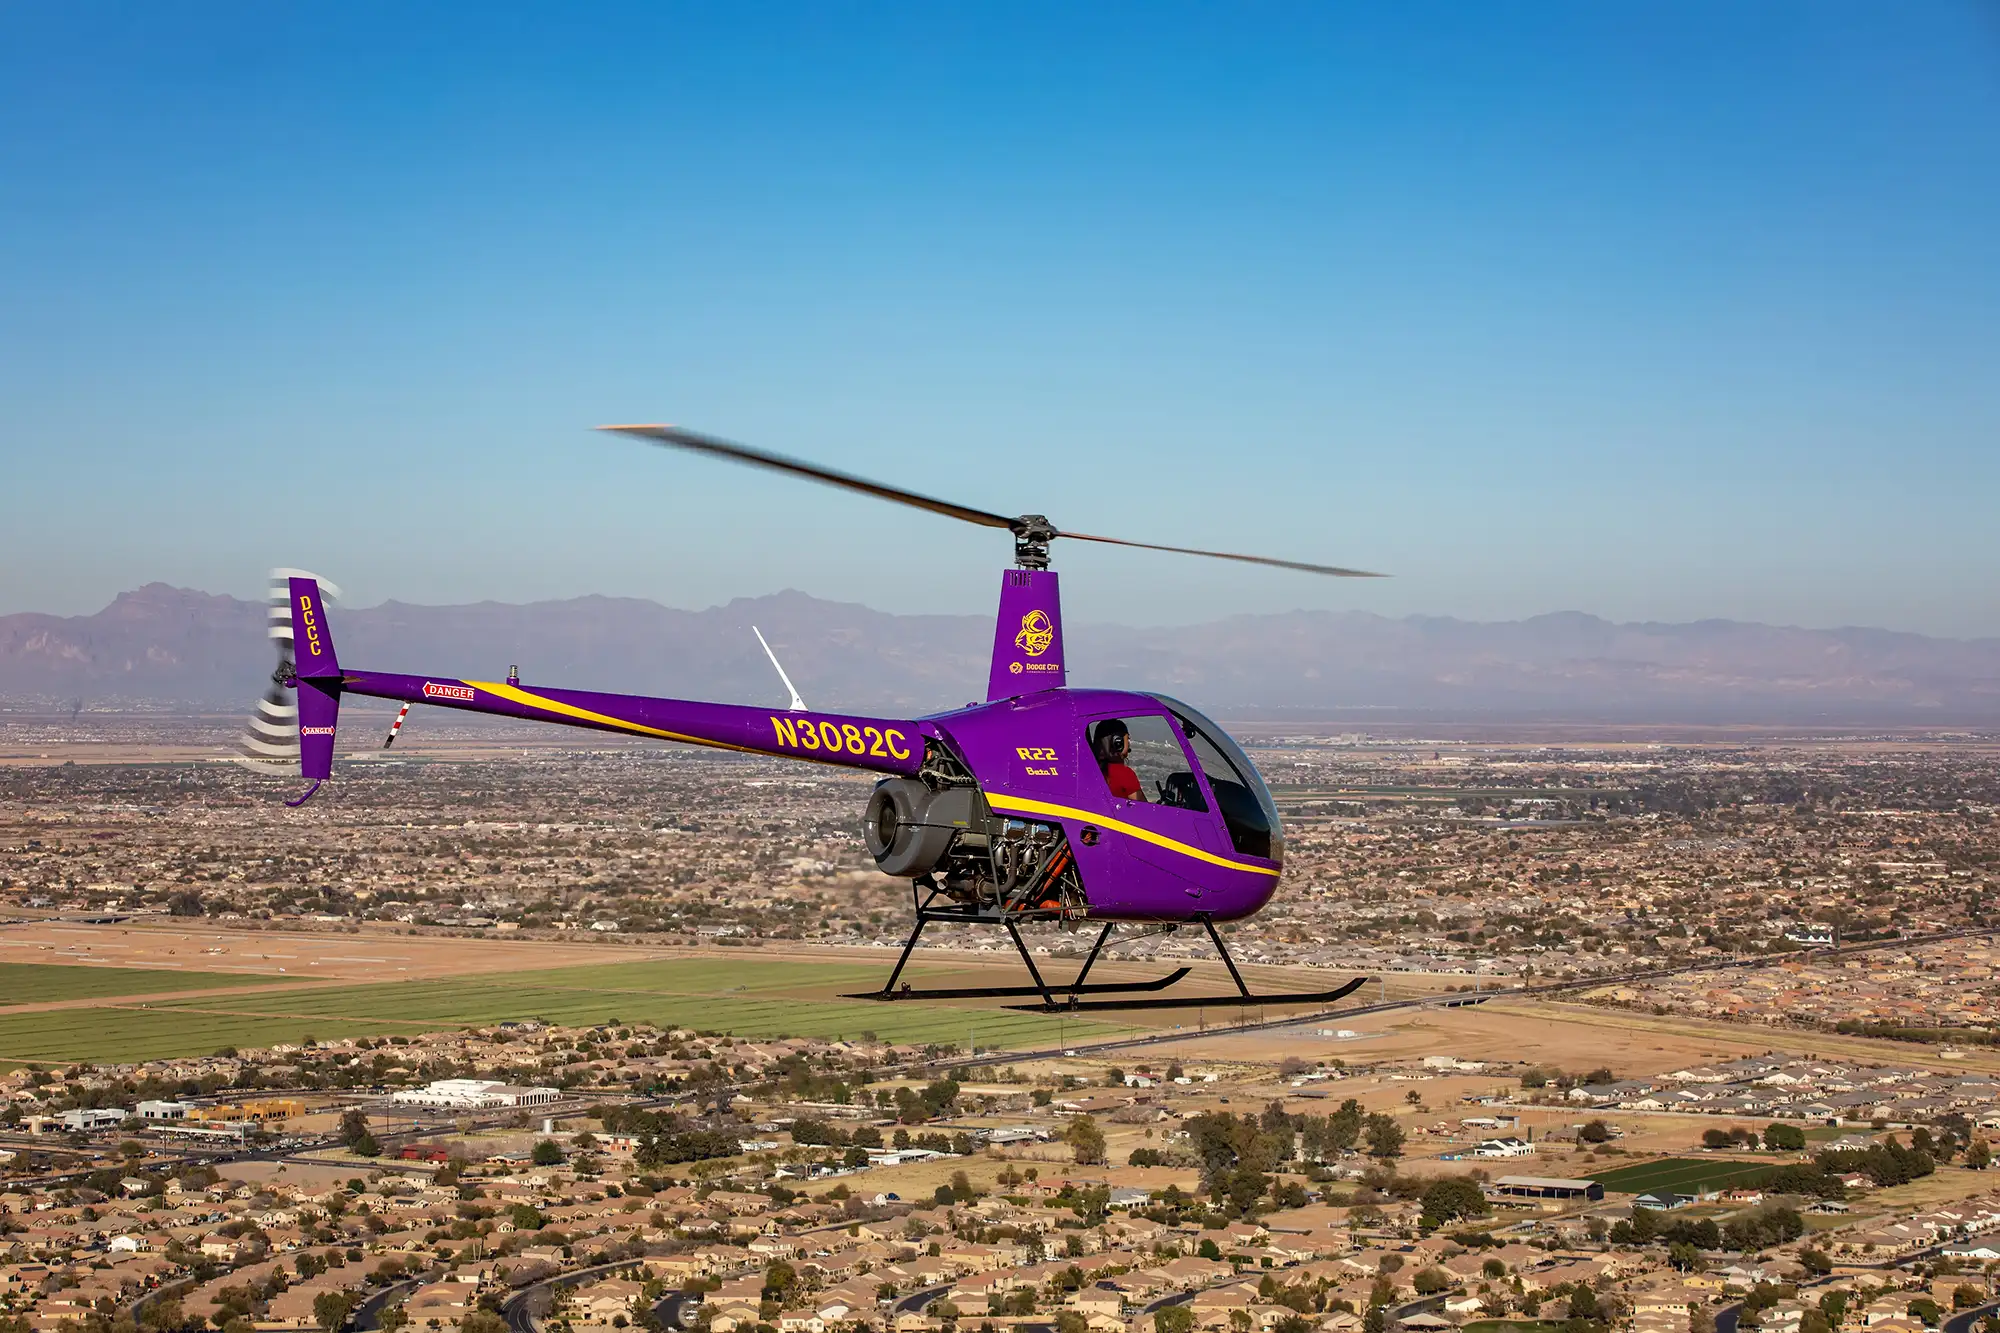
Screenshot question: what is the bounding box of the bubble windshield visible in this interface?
[1149,695,1284,864]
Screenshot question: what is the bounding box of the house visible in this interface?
[1473,1138,1534,1159]
[571,1278,646,1326]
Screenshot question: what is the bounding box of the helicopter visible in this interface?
[247,426,1385,1012]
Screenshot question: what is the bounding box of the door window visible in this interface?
[1157,698,1284,862]
[1086,715,1208,811]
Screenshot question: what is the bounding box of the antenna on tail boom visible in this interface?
[752,627,808,712]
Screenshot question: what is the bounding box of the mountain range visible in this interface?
[3,583,1998,722]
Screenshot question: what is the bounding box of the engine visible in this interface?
[862,777,1083,914]
[862,778,983,877]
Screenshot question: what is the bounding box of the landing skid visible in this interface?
[847,889,1371,1013]
[855,968,1192,1002]
[1004,973,1367,1013]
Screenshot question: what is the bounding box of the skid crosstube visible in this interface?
[845,967,1190,1002]
[1003,973,1369,1013]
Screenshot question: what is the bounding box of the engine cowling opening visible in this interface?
[862,778,981,878]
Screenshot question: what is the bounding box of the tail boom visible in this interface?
[338,670,926,775]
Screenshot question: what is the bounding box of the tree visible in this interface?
[1155,1305,1195,1333]
[1907,1299,1943,1329]
[338,1109,371,1148]
[763,1261,796,1299]
[1363,1114,1404,1161]
[1954,1287,1985,1312]
[139,1299,186,1331]
[168,890,205,917]
[1413,1269,1450,1296]
[1197,1239,1222,1261]
[1968,1136,1993,1171]
[1763,1123,1806,1152]
[1668,1242,1702,1272]
[1066,1115,1107,1166]
[1225,1166,1268,1217]
[1057,1313,1089,1333]
[1702,1129,1733,1150]
[1578,1119,1612,1144]
[1689,1306,1716,1333]
[351,1131,380,1158]
[1421,1177,1488,1228]
[314,1291,358,1333]
[531,1139,564,1166]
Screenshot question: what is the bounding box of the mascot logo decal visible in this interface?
[1014,609,1055,658]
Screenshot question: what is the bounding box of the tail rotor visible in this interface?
[232,569,341,776]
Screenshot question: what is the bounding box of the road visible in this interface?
[500,1258,647,1333]
[353,1278,423,1331]
[1945,1300,2000,1333]
[896,1284,954,1316]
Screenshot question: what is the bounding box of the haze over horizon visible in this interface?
[3,5,1997,634]
[21,576,2000,642]
[7,578,1999,723]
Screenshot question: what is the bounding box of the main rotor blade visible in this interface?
[600,424,1018,532]
[1059,530,1386,578]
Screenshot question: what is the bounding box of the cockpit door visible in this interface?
[1072,707,1227,908]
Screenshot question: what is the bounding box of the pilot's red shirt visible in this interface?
[1104,762,1142,800]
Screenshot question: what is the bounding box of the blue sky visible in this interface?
[3,4,1997,634]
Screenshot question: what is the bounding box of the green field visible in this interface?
[1588,1157,1782,1195]
[0,956,1137,1063]
[0,1009,422,1064]
[0,961,278,1004]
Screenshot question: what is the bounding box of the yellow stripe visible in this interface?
[986,793,1281,877]
[465,681,757,753]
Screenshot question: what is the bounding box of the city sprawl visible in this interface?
[0,715,1998,1333]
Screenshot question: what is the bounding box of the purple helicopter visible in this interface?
[257,426,1385,1012]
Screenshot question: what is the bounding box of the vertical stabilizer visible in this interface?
[288,577,340,678]
[987,568,1065,700]
[287,577,341,780]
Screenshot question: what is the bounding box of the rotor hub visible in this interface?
[1010,514,1059,569]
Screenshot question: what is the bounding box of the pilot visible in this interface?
[1093,719,1144,801]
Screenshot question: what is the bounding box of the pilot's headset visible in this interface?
[1092,718,1130,767]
